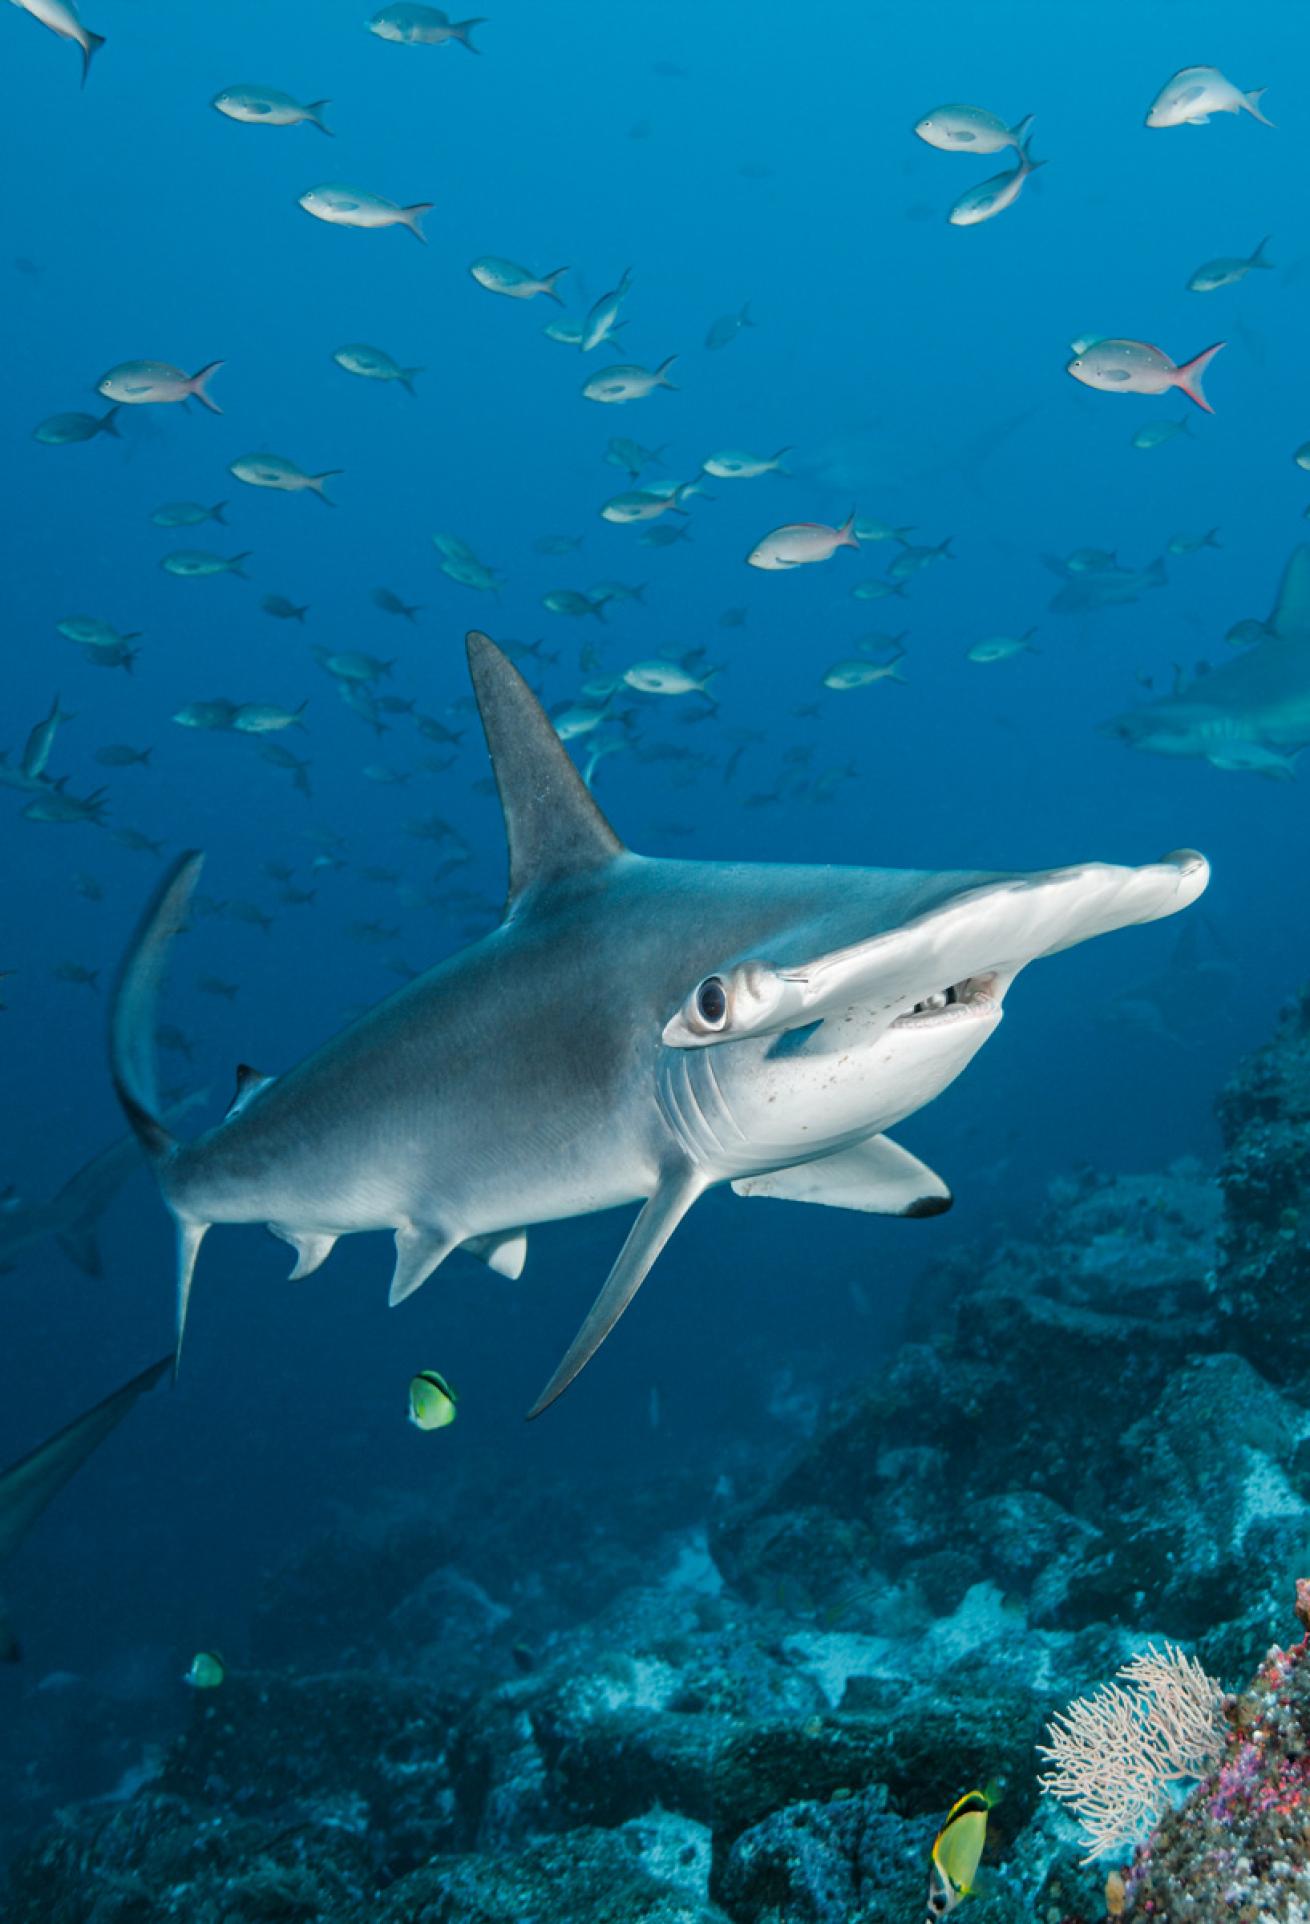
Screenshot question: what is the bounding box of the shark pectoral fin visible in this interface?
[462,1228,528,1279]
[268,1226,339,1280]
[732,1134,952,1217]
[528,1167,707,1420]
[56,1224,102,1277]
[388,1223,457,1306]
[175,1220,209,1374]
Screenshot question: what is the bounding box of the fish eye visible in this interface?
[696,976,728,1026]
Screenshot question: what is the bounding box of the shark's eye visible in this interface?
[696,976,728,1026]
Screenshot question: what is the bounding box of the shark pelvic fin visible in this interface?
[463,1227,528,1279]
[175,1220,209,1375]
[389,1223,456,1305]
[269,1226,339,1280]
[528,1166,707,1419]
[465,630,624,912]
[732,1134,952,1217]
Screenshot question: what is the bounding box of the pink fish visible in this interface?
[747,512,860,571]
[1066,339,1225,414]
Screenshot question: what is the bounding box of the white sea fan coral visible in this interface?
[1037,1643,1226,1861]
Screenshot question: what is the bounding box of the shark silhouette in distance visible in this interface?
[0,1357,168,1661]
[0,1095,206,1279]
[1107,544,1310,770]
[109,631,1210,1416]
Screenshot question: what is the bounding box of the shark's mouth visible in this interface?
[894,972,1002,1029]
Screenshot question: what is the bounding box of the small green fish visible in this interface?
[184,1650,225,1690]
[161,550,251,579]
[332,344,422,393]
[408,1369,458,1431]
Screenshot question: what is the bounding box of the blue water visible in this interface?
[0,0,1300,1817]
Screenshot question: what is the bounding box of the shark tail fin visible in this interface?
[527,1167,705,1418]
[110,852,205,1167]
[110,853,210,1372]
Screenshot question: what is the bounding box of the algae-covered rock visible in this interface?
[371,1826,732,1924]
[713,1786,935,1924]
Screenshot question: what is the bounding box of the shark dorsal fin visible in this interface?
[1268,544,1310,640]
[466,631,624,911]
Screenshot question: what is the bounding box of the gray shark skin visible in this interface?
[110,632,1209,1414]
[0,1357,168,1661]
[1107,545,1310,763]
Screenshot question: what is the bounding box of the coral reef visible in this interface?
[1113,1586,1310,1921]
[8,1007,1310,1921]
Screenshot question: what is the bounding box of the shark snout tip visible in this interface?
[1162,847,1210,885]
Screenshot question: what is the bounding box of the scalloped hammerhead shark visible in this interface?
[110,632,1209,1415]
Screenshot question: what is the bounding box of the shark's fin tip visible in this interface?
[465,629,626,909]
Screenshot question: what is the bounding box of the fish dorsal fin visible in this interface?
[1268,545,1310,641]
[466,631,625,912]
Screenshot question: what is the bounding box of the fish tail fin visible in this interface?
[1009,111,1035,146]
[837,509,860,550]
[1251,235,1274,268]
[81,30,105,86]
[541,267,570,305]
[451,18,486,51]
[188,362,224,414]
[1243,87,1274,126]
[229,552,253,578]
[109,851,205,1170]
[1205,527,1222,548]
[1175,341,1224,413]
[400,368,424,396]
[311,471,343,504]
[770,446,793,472]
[739,300,755,326]
[656,354,679,389]
[305,99,333,135]
[403,203,434,243]
[99,406,121,439]
[210,501,229,525]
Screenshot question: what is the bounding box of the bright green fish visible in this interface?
[408,1369,458,1431]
